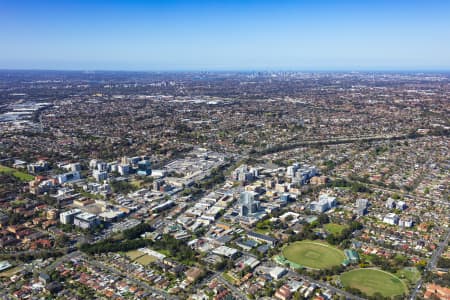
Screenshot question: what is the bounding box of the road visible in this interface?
[193,268,246,300]
[42,250,81,273]
[9,249,177,300]
[216,273,247,300]
[0,249,177,300]
[194,269,221,288]
[427,228,450,271]
[192,267,248,300]
[88,256,179,300]
[0,251,78,300]
[409,228,450,300]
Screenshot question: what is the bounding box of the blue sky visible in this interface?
[1,0,449,70]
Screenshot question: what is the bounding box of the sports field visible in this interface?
[125,250,157,265]
[135,254,156,265]
[0,165,34,182]
[341,268,407,297]
[282,241,345,269]
[126,250,145,260]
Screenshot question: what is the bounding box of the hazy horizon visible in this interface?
[1,68,450,73]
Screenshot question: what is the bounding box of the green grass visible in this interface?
[254,227,271,234]
[158,249,171,256]
[125,250,145,260]
[126,250,157,265]
[135,254,157,265]
[341,268,408,298]
[282,240,345,269]
[0,165,35,182]
[222,272,237,284]
[396,267,421,285]
[324,223,348,235]
[130,179,143,188]
[255,219,272,234]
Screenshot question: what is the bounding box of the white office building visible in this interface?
[383,213,399,225]
[118,164,130,176]
[74,212,99,229]
[59,209,81,224]
[56,171,81,184]
[93,170,108,182]
[310,194,336,213]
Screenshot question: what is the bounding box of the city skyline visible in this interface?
[1,0,450,71]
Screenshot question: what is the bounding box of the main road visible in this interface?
[409,228,450,300]
[86,255,179,300]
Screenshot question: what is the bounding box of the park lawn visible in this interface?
[341,268,407,298]
[396,267,421,285]
[126,250,145,260]
[324,223,348,235]
[135,254,157,265]
[0,165,34,182]
[282,240,345,269]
